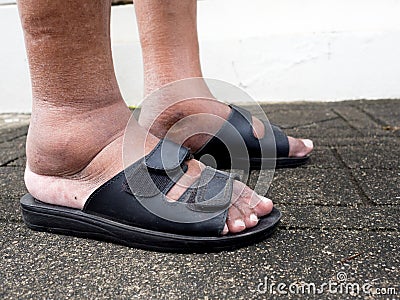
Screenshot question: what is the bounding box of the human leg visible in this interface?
[134,0,313,158]
[18,0,274,236]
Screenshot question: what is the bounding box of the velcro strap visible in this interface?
[124,139,189,198]
[230,104,253,125]
[185,167,235,213]
[144,139,191,171]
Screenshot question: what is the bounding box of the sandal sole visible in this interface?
[206,156,310,170]
[20,194,281,253]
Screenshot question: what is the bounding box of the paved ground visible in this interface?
[0,100,399,299]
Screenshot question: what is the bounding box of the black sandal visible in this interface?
[194,105,310,170]
[20,139,280,253]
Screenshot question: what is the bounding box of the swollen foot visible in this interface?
[139,97,314,157]
[24,103,273,234]
[24,102,140,208]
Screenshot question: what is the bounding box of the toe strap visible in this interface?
[269,124,289,158]
[183,167,236,213]
[195,104,290,164]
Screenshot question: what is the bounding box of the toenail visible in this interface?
[234,219,246,228]
[302,139,313,148]
[222,224,229,235]
[261,196,272,204]
[250,214,258,222]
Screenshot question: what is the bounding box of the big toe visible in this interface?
[288,137,314,157]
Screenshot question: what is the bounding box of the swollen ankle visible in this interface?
[26,103,131,177]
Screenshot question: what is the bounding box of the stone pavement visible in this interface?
[0,100,399,299]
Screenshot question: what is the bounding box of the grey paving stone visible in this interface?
[298,147,341,169]
[0,136,26,166]
[358,101,400,127]
[352,169,400,205]
[0,100,399,299]
[261,169,364,206]
[332,105,381,130]
[238,104,337,129]
[1,223,398,299]
[0,167,26,222]
[7,156,26,167]
[0,147,25,166]
[261,102,341,114]
[284,118,358,139]
[0,135,27,168]
[336,142,400,170]
[265,109,338,129]
[317,136,396,147]
[361,127,400,138]
[0,135,26,148]
[279,205,400,230]
[289,127,397,149]
[0,125,28,143]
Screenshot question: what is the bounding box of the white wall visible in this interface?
[196,0,400,102]
[1,0,400,112]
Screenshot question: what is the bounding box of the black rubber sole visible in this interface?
[204,155,310,170]
[274,156,310,169]
[20,194,281,253]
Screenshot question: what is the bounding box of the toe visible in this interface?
[233,199,259,228]
[233,182,274,217]
[252,195,274,217]
[248,213,259,227]
[288,136,314,157]
[226,205,247,233]
[301,138,314,149]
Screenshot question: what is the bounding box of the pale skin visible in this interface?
[19,0,313,235]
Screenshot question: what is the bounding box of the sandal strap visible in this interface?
[181,167,235,213]
[233,104,289,157]
[270,124,289,158]
[194,104,289,164]
[83,139,235,236]
[144,138,192,171]
[124,139,191,197]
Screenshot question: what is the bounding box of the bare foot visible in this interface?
[24,101,273,235]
